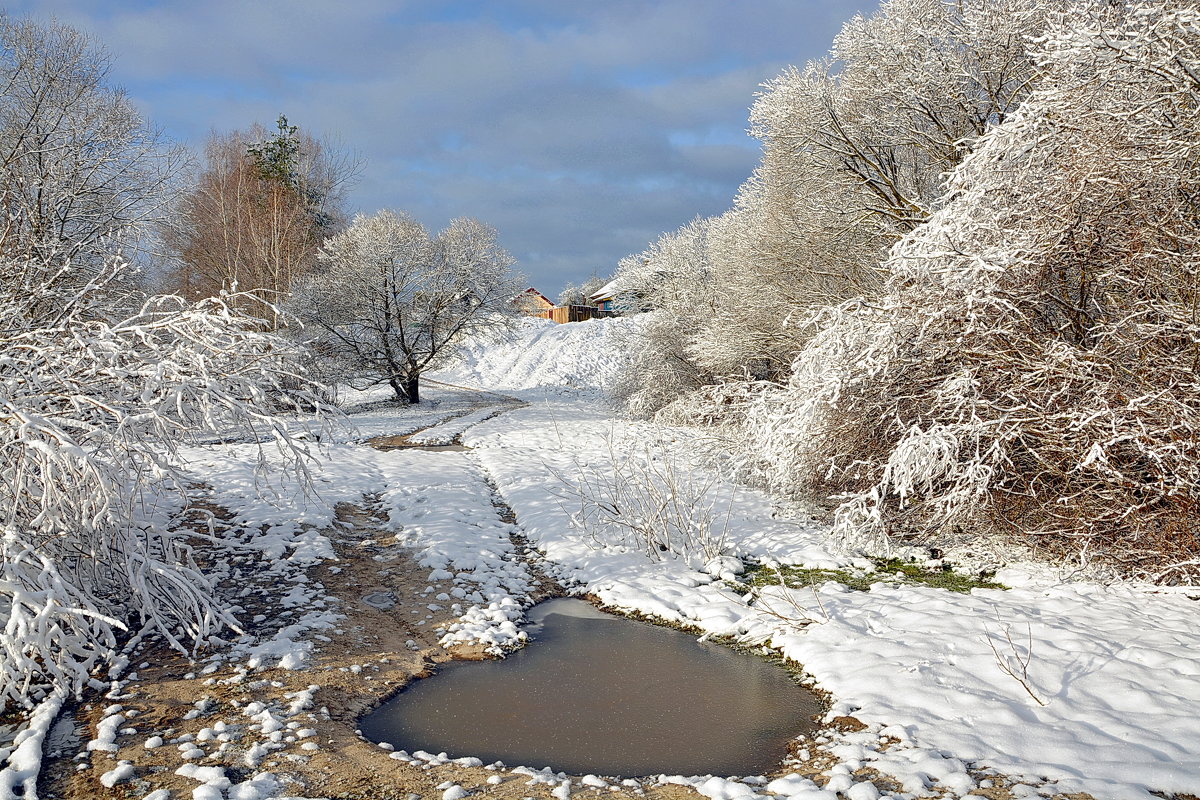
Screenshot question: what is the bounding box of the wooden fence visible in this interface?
[538,305,617,324]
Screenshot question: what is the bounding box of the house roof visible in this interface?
[589,278,622,301]
[517,287,554,305]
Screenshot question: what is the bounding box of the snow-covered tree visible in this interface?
[293,210,524,403]
[0,16,181,297]
[557,273,607,307]
[0,255,329,714]
[613,0,1059,421]
[740,3,1200,580]
[609,218,722,418]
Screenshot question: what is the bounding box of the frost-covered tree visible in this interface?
[0,19,334,794]
[770,0,1052,233]
[715,0,1058,344]
[557,273,607,307]
[0,16,182,310]
[740,3,1200,580]
[613,0,1060,420]
[293,210,523,403]
[609,218,722,418]
[0,255,328,719]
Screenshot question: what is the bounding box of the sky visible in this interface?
[8,0,879,295]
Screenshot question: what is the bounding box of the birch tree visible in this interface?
[0,16,181,311]
[162,117,354,326]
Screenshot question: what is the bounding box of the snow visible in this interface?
[0,688,67,799]
[456,396,1200,798]
[431,318,1200,798]
[86,709,125,752]
[4,312,1199,800]
[433,314,638,396]
[99,760,135,787]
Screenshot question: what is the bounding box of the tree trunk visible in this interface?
[390,374,420,404]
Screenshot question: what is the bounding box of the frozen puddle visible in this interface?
[360,598,820,776]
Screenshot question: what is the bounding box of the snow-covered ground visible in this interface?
[432,319,1200,800]
[460,399,1200,800]
[433,315,637,397]
[5,315,1200,800]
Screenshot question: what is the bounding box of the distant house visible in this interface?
[514,287,555,314]
[588,279,622,312]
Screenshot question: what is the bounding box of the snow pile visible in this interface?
[433,315,639,396]
[0,687,68,799]
[438,597,527,654]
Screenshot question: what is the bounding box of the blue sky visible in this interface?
[8,0,878,294]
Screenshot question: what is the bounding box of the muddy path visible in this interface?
[32,396,1031,800]
[32,399,691,800]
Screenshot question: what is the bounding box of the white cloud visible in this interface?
[6,0,878,291]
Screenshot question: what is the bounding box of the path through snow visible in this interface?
[5,316,1200,800]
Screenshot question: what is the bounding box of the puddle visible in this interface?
[366,435,470,452]
[44,713,84,758]
[360,598,820,777]
[0,721,17,755]
[361,591,397,610]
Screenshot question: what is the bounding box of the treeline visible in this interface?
[611,0,1200,582]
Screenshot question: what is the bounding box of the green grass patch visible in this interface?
[741,557,1005,594]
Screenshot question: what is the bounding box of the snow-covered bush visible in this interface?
[741,4,1200,580]
[612,0,1058,421]
[556,433,732,566]
[609,219,720,417]
[0,257,329,711]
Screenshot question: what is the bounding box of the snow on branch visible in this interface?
[738,5,1200,579]
[0,256,333,711]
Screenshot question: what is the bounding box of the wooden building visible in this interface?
[514,287,555,314]
[538,304,615,324]
[588,279,621,311]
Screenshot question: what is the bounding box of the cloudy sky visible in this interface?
[9,0,878,294]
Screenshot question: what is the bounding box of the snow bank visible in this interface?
[432,315,639,396]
